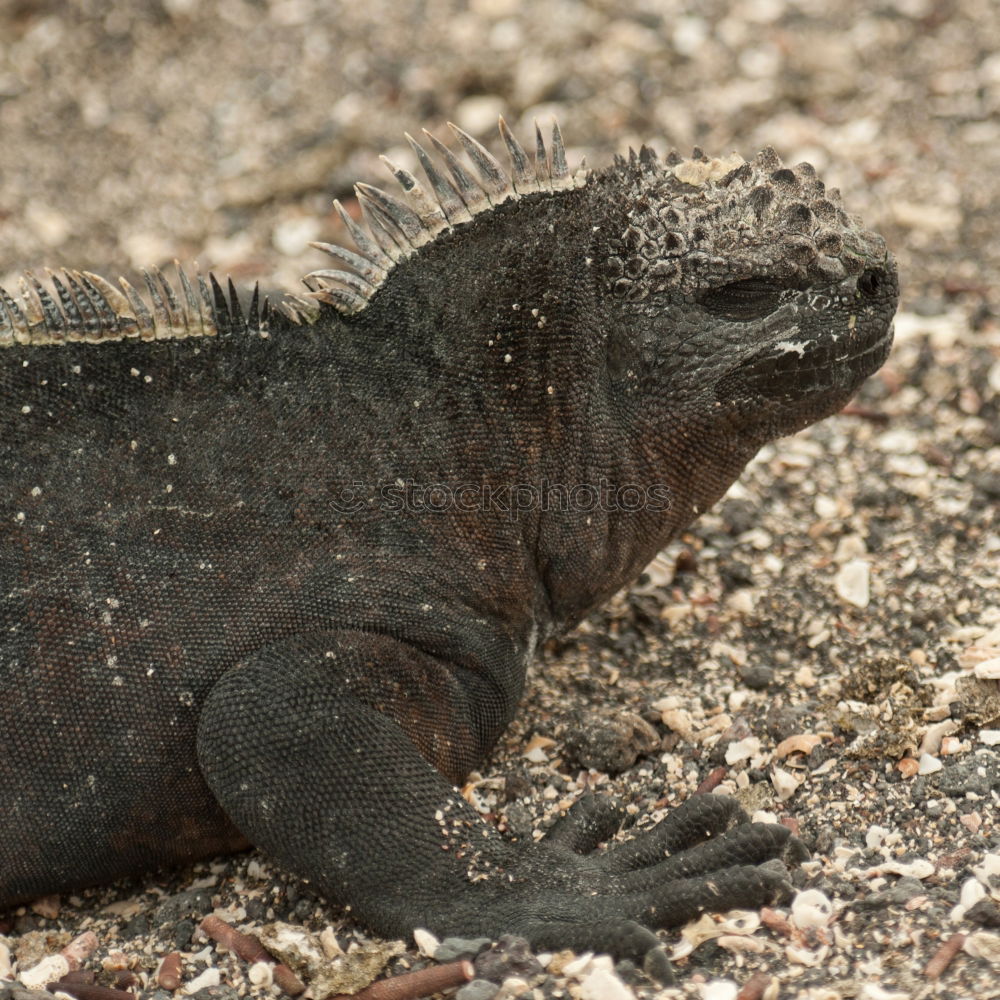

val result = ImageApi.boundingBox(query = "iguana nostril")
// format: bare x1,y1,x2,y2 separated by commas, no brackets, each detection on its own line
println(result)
858,269,882,297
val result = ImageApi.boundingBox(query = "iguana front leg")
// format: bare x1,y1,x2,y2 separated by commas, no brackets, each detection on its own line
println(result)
196,631,792,972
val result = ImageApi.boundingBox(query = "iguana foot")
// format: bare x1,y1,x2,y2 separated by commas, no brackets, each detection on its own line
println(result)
496,792,794,980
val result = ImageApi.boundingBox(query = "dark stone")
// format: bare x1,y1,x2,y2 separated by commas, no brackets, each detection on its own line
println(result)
720,498,757,535
154,888,214,925
854,876,926,910
186,988,239,1000
740,664,774,690
967,897,1000,928
502,802,535,842
174,918,196,951
936,751,1000,798
474,935,543,984
0,988,52,1000
455,981,500,1000
501,769,533,803
719,559,755,591
122,913,150,940
562,710,661,774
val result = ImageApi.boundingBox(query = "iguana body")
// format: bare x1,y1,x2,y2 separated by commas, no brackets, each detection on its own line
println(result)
1,121,897,968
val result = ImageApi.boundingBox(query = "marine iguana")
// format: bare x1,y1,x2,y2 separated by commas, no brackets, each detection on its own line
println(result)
0,119,897,972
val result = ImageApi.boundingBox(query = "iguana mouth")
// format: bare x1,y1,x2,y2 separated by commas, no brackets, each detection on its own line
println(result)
710,318,893,442
738,320,894,396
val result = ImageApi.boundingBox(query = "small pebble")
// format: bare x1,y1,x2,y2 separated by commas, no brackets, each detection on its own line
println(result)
725,736,761,764
182,968,221,994
699,980,738,1000
974,656,1000,679
493,977,530,1000
247,962,273,987
578,967,636,1000
967,898,1000,928
562,711,660,773
413,928,440,958
436,937,493,962
740,664,774,690
18,956,69,989
474,936,543,983
834,559,870,608
918,753,943,775
456,980,500,1000
770,766,802,800
790,889,834,929
964,931,1000,964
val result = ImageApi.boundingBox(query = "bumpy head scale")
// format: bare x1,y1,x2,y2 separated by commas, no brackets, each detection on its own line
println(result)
603,145,889,304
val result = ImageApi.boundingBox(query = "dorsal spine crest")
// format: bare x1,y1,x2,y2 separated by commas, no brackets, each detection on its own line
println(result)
0,263,266,348
305,118,581,316
1,119,580,341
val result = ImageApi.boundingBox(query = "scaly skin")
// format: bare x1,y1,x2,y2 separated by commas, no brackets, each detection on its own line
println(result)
0,123,897,974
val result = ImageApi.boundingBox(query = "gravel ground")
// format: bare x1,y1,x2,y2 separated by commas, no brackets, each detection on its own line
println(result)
2,1,999,998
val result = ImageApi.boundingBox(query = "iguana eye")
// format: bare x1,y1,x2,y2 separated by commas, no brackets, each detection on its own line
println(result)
699,278,782,320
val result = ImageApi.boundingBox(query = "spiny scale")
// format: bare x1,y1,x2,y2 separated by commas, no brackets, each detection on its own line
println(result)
306,117,578,315
0,263,266,348
0,118,575,342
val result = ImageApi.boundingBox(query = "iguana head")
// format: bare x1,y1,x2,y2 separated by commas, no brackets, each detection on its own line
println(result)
593,143,897,458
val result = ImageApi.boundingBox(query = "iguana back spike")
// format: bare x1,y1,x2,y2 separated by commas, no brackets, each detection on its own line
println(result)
142,268,176,334
359,196,407,262
76,271,136,337
47,273,77,327
330,200,393,271
446,122,511,203
549,119,570,184
177,264,208,336
404,132,472,224
304,118,584,316
378,155,450,234
5,120,581,340
423,129,490,213
355,182,427,249
24,273,66,337
247,283,264,333
533,121,550,187
498,117,537,194
0,264,263,348
225,277,246,330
